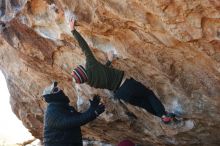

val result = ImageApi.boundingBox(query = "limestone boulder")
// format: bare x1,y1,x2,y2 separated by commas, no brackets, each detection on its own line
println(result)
0,0,220,145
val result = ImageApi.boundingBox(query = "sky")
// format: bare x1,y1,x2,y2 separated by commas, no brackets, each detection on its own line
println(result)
0,70,34,145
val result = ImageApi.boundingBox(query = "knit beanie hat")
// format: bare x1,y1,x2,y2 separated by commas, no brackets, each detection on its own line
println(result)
71,65,88,84
42,81,70,103
118,140,135,146
43,90,70,103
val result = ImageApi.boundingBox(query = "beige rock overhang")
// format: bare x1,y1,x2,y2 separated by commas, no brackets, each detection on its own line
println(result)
0,0,220,145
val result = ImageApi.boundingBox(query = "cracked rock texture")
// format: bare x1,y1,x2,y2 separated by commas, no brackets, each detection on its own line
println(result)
0,0,220,146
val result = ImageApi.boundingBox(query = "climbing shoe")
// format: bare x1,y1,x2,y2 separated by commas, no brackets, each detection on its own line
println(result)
161,116,173,124
161,112,176,124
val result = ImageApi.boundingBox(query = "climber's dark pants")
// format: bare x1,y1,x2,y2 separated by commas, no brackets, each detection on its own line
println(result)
114,78,166,117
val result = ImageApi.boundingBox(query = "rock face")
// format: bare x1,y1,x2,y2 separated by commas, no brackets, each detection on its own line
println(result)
0,0,220,145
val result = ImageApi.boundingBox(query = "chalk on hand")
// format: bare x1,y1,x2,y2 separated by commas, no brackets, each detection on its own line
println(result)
65,10,77,22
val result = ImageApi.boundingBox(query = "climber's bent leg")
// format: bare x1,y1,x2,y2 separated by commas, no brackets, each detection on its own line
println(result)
114,78,166,117
128,78,166,117
142,89,166,117
129,95,157,116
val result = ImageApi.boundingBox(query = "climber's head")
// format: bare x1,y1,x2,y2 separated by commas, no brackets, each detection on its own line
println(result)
118,140,135,146
42,81,70,103
71,65,88,84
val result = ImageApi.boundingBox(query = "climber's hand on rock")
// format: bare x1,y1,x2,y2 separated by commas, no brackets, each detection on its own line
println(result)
69,18,75,31
107,50,116,62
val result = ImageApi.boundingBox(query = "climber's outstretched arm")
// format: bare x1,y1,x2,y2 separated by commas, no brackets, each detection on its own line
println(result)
70,19,97,64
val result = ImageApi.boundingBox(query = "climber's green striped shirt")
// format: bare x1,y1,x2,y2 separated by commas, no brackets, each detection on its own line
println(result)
71,29,124,91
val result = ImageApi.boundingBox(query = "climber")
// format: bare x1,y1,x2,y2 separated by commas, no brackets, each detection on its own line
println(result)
42,81,105,146
69,19,175,124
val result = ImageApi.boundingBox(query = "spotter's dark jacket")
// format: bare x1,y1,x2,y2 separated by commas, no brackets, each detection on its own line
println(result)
43,91,96,146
